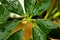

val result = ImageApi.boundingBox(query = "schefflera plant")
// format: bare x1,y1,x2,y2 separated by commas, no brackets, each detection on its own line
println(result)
0,0,59,40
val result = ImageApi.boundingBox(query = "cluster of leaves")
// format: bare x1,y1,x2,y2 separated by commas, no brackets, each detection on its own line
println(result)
0,0,60,40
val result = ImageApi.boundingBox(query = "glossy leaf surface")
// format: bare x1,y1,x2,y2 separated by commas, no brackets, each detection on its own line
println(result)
33,0,51,16
7,29,24,40
0,20,20,40
1,0,24,16
0,4,9,24
24,0,36,16
36,19,58,34
32,27,46,40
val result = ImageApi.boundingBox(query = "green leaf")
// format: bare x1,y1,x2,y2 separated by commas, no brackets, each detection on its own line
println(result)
44,0,54,19
0,4,10,24
32,27,46,40
7,29,24,40
1,0,24,16
24,0,37,16
0,20,20,40
49,28,60,39
33,0,51,16
36,19,58,34
58,0,60,18
58,0,60,11
48,8,58,19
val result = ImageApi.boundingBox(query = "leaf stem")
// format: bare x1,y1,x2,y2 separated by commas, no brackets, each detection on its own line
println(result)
44,12,49,19
53,12,60,18
49,11,60,19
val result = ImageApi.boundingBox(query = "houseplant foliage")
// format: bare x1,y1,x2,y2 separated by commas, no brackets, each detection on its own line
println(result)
0,0,60,40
